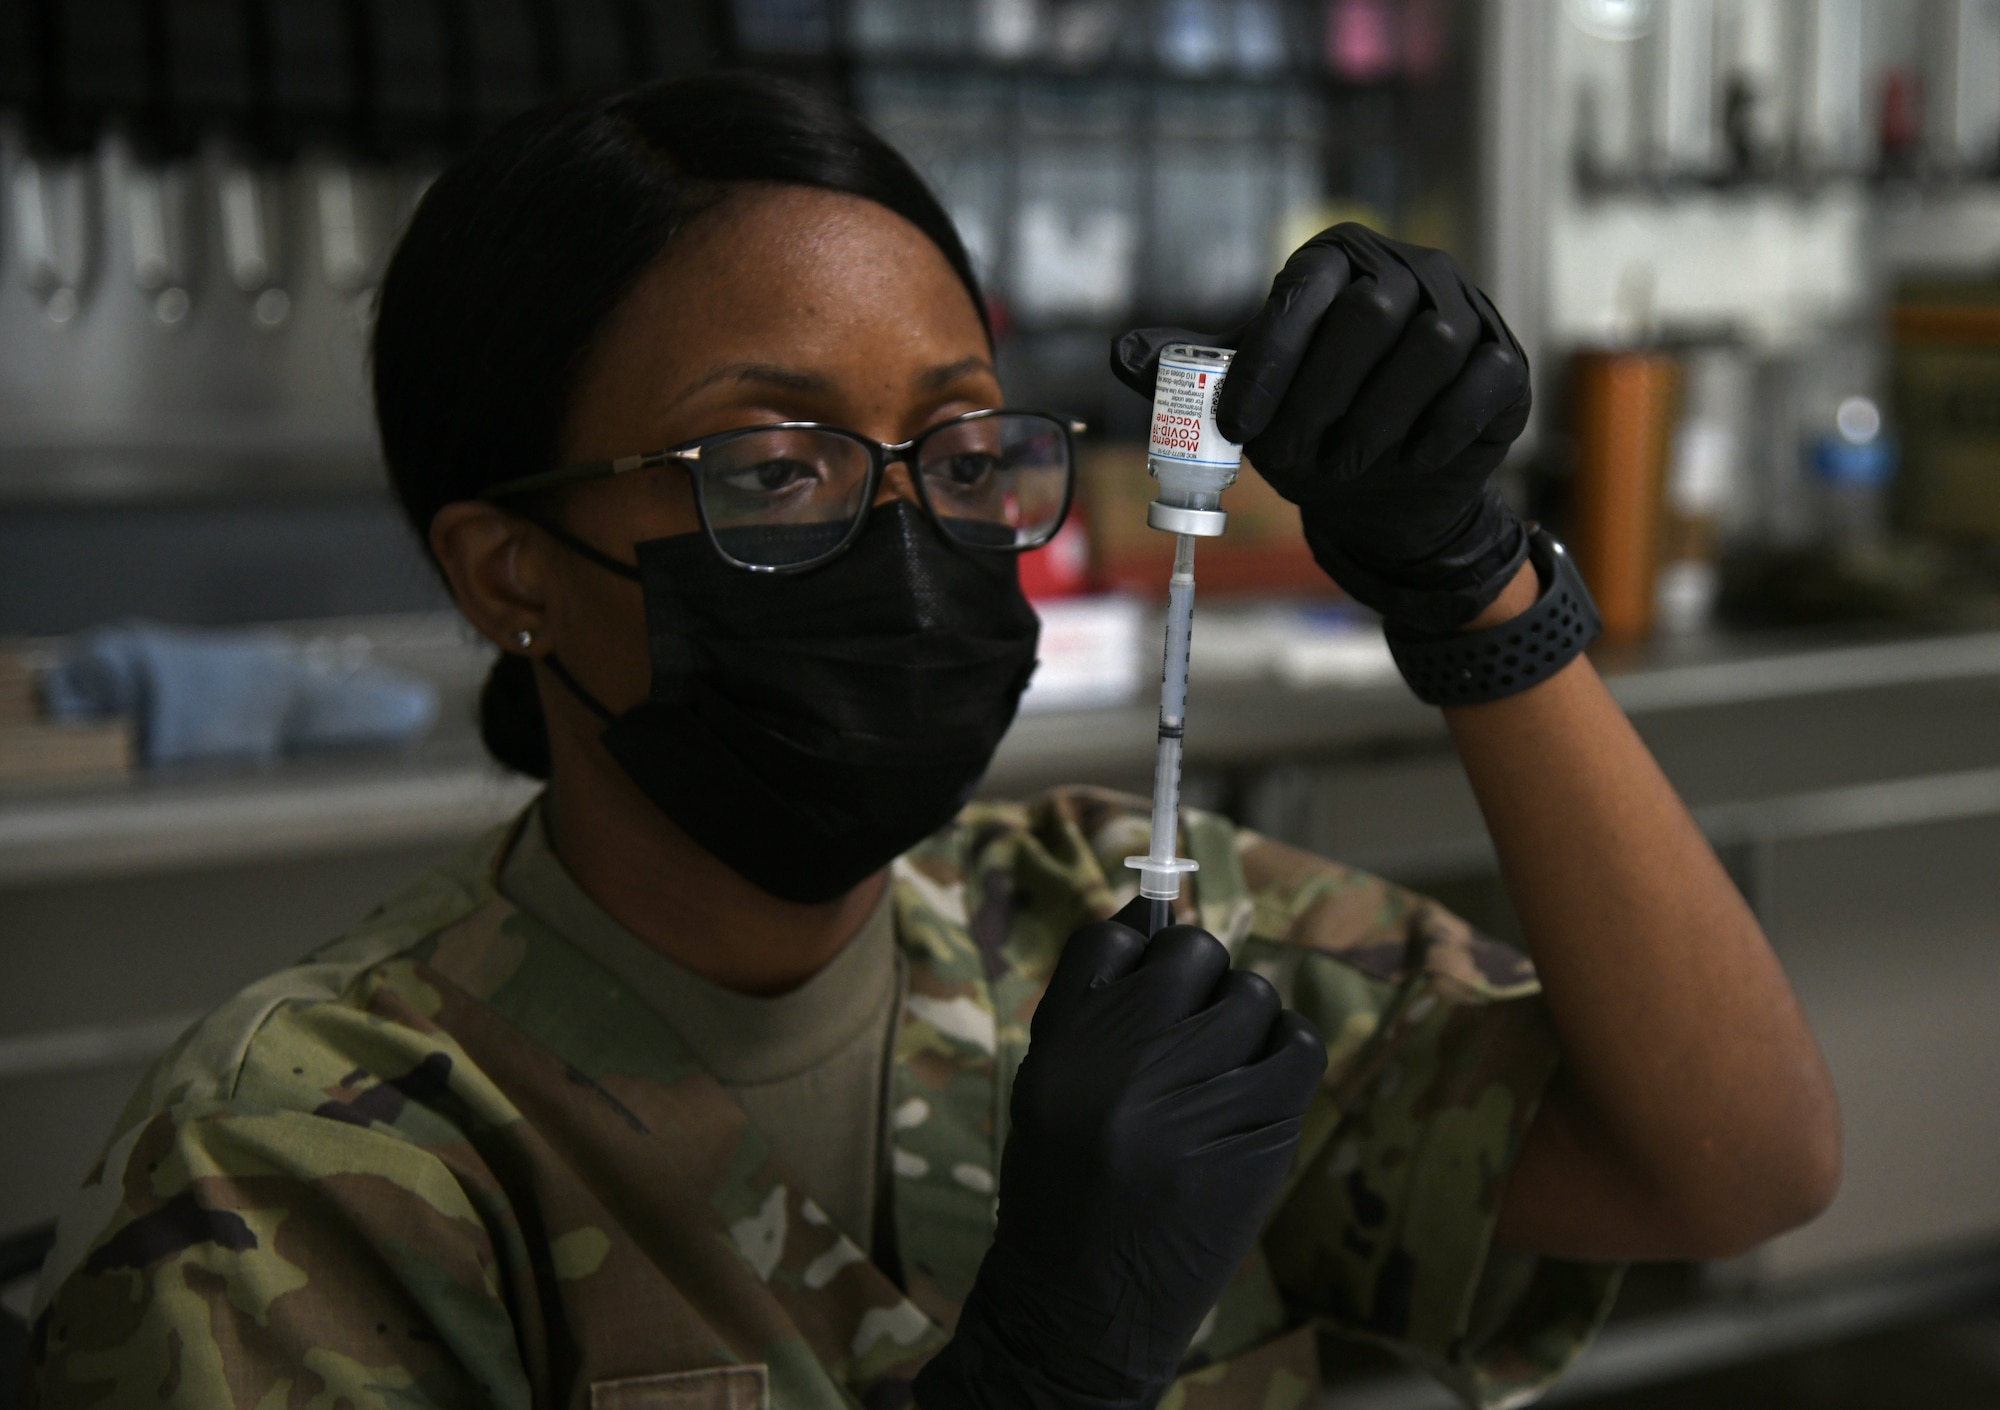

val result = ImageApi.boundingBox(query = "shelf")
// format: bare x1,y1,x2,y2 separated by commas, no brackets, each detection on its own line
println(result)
0,432,385,506
745,49,1436,94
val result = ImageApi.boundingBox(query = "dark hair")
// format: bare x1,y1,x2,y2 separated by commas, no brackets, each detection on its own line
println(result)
372,71,986,778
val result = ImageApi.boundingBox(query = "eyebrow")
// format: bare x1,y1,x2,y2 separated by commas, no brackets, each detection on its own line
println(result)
677,361,836,402
915,356,997,391
674,355,998,408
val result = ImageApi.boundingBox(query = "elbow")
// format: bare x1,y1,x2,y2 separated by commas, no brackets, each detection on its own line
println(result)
1752,1066,1846,1246
1666,1101,1844,1261
1786,1110,1846,1229
1692,1146,1842,1262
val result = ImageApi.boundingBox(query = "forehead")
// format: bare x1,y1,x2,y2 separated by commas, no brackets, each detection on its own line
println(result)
594,184,988,389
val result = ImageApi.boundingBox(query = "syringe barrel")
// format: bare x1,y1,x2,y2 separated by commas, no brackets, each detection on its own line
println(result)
1158,539,1195,731
1145,735,1184,876
1142,534,1198,894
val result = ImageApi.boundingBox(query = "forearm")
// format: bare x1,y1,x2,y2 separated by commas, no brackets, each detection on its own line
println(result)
1444,567,1840,1260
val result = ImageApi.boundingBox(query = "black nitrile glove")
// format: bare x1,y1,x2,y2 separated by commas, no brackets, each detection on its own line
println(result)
911,901,1327,1410
1111,224,1534,635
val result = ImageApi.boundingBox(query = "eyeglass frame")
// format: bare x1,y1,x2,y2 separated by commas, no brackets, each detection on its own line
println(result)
478,406,1088,575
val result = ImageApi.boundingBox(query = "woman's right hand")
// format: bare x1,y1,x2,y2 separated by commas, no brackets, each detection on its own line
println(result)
912,904,1327,1410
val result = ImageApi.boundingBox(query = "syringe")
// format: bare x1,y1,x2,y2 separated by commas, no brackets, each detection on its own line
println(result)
1125,344,1244,936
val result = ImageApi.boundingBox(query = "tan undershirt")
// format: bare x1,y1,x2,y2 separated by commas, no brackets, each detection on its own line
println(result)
498,804,901,1250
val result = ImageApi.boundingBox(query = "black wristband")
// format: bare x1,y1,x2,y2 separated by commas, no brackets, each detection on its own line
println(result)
1384,529,1601,707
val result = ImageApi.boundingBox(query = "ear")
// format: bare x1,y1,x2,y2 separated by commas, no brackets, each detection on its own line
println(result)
430,502,550,654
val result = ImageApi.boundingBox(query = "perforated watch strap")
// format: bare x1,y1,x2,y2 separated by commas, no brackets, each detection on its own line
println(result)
1384,530,1602,707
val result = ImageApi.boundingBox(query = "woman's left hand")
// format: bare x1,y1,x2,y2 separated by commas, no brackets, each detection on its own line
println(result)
1110,223,1532,635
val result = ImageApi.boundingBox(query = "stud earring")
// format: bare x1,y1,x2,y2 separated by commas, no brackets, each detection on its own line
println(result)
512,629,535,650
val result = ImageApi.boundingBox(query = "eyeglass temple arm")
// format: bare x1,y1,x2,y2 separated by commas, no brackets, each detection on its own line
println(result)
479,448,698,502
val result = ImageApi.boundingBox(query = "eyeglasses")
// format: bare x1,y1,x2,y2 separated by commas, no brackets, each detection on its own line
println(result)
480,407,1085,573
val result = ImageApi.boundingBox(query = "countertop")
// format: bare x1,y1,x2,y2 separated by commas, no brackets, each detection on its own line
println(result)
5,612,2000,886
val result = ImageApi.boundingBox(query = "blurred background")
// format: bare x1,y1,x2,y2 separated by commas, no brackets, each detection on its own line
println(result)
4,0,2000,1404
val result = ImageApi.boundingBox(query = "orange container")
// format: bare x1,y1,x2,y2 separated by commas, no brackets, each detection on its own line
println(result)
1570,351,1683,645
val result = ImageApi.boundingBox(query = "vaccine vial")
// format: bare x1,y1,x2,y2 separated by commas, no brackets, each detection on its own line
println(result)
1146,344,1243,536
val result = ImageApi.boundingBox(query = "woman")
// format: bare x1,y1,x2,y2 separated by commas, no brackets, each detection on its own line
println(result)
26,74,1838,1410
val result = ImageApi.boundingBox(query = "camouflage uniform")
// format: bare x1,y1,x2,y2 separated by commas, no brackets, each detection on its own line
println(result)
25,787,1619,1409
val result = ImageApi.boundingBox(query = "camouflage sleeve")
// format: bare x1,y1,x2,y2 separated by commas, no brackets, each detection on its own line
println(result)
24,1098,528,1410
1232,829,1622,1409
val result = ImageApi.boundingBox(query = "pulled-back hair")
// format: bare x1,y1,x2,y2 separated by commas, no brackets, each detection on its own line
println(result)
371,71,985,778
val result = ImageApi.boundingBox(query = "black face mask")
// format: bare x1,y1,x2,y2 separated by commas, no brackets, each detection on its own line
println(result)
541,500,1041,904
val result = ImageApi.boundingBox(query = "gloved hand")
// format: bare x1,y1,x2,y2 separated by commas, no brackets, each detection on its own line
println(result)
1111,224,1534,635
911,901,1327,1410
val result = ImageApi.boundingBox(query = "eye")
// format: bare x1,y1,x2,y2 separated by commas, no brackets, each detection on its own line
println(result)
719,456,824,496
930,451,1002,491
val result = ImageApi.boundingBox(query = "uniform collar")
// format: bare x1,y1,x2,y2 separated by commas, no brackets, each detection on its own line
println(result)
496,799,899,1088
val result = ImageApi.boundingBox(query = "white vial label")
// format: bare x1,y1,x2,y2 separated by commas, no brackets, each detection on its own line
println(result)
1149,345,1243,471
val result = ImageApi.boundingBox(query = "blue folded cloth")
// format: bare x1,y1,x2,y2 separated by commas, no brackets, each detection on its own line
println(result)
42,622,440,767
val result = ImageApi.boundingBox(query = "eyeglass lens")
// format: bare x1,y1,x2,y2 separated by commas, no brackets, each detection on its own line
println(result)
694,414,1070,568
917,414,1070,552
697,428,875,568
